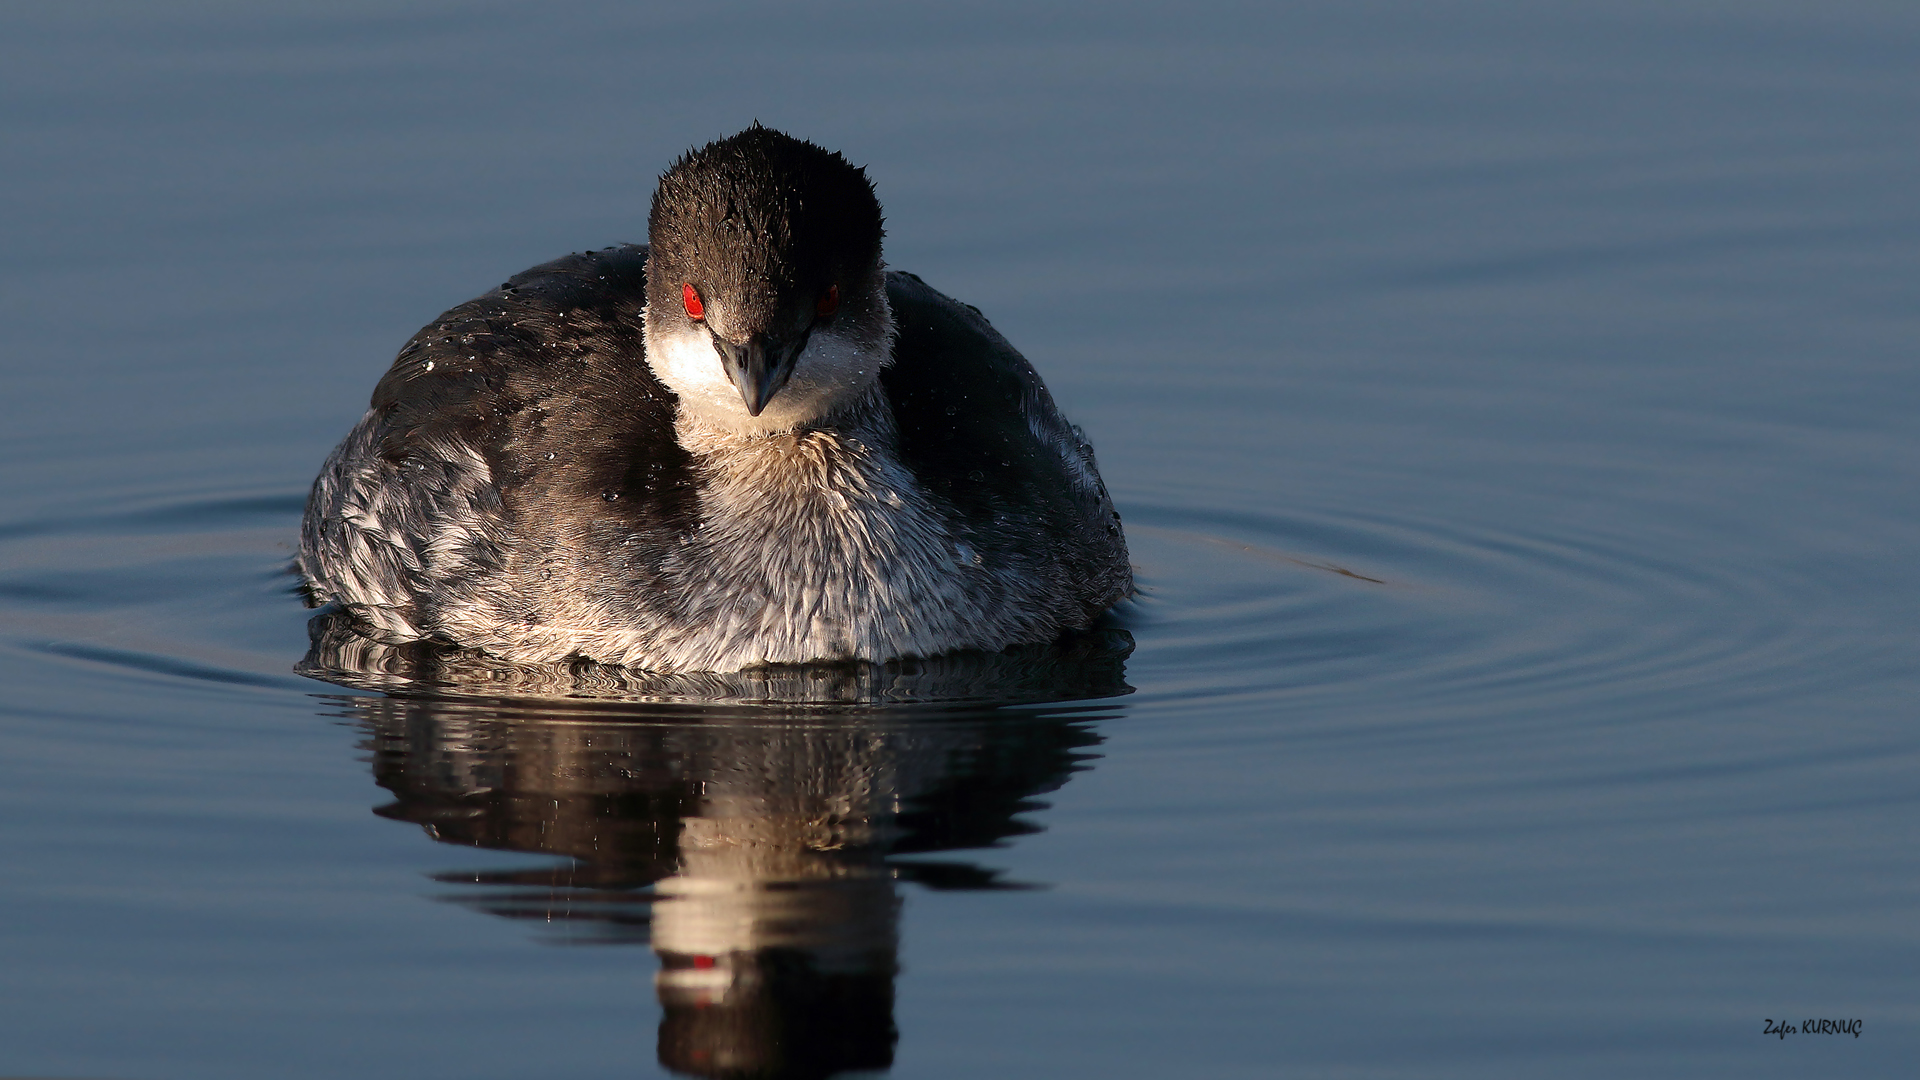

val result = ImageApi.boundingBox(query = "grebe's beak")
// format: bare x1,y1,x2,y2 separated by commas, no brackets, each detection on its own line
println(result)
712,330,808,416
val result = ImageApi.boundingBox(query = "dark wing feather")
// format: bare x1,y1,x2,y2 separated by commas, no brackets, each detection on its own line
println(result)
302,245,698,633
881,271,1130,619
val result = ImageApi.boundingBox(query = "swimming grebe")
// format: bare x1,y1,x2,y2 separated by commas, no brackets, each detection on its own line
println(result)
300,125,1130,672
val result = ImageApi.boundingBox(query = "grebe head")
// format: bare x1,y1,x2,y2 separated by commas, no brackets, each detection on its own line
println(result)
644,125,893,435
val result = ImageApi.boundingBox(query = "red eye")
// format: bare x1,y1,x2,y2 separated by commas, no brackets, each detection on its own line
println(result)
817,284,839,317
682,283,704,321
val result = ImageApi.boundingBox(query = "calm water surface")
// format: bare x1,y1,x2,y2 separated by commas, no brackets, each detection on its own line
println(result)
2,2,1916,1077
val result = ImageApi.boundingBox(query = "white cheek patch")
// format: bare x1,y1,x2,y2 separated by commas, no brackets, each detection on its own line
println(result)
651,327,747,415
648,323,890,435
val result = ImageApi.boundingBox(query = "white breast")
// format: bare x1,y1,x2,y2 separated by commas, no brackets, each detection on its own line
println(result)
642,413,1005,670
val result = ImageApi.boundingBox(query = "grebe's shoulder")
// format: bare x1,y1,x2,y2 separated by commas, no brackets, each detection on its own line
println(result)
882,271,1114,520
370,244,653,422
880,271,1127,618
354,242,696,539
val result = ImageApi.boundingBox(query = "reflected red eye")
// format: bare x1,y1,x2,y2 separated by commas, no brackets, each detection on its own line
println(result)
817,284,839,317
682,283,704,321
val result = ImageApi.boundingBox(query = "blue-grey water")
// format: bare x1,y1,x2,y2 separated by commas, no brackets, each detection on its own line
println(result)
2,2,1916,1077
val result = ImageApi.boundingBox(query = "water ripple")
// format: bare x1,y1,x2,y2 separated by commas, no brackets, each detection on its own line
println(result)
1121,493,1863,721
0,482,1876,721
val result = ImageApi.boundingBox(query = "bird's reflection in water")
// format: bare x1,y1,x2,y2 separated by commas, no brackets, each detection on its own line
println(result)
304,613,1131,1079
